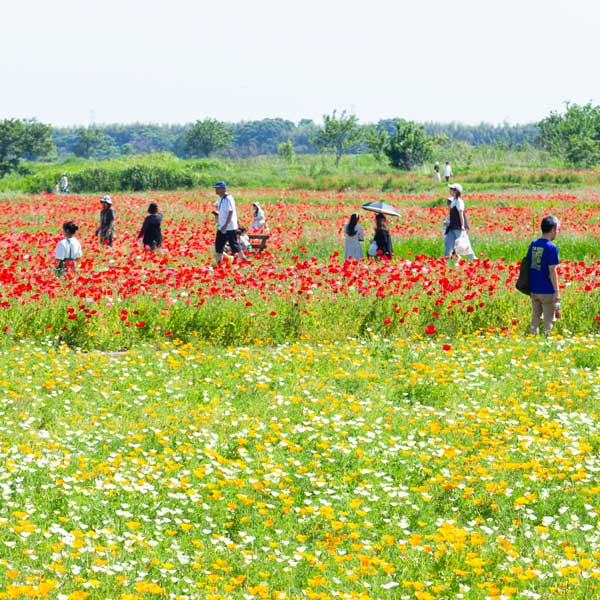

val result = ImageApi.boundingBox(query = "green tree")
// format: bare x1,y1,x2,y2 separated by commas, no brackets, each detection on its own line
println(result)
538,103,600,167
73,127,112,159
0,119,54,177
277,139,296,164
183,118,233,158
383,120,434,170
366,125,389,162
312,110,362,166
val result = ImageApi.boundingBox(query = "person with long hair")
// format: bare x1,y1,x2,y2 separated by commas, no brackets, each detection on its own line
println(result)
369,213,393,259
343,213,365,260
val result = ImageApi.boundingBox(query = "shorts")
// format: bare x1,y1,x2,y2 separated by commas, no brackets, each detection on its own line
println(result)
215,229,241,254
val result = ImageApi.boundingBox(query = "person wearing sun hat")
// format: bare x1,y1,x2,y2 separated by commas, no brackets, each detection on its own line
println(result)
213,181,247,264
444,183,475,260
95,195,115,247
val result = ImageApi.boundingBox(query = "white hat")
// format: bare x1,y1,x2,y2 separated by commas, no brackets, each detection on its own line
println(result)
101,195,112,205
448,183,463,193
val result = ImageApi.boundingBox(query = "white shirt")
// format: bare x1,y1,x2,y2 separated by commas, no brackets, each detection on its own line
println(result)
250,207,266,230
217,194,238,231
55,237,82,260
443,163,452,177
449,197,464,212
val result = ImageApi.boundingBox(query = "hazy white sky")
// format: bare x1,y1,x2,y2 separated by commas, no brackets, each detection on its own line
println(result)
2,0,599,127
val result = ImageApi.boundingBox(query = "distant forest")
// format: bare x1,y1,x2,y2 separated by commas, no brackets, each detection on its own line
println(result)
51,119,539,159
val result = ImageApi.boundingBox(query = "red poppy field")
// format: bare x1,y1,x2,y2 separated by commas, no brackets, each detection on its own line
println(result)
1,189,600,348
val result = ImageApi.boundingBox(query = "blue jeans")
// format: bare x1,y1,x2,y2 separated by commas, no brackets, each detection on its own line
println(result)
444,229,475,259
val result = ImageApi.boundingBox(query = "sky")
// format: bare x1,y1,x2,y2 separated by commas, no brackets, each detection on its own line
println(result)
1,0,599,127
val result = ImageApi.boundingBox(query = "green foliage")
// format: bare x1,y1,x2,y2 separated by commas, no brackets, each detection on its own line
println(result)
277,139,296,164
183,118,233,158
312,110,363,166
234,118,296,156
383,120,434,170
366,125,388,162
0,118,54,177
538,102,600,167
73,127,115,159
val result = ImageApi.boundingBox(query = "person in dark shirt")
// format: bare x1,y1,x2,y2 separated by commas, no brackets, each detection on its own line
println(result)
372,213,393,259
95,195,115,247
137,202,163,251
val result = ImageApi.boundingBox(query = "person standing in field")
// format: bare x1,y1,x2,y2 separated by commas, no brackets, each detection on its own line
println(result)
343,213,365,260
433,161,441,183
444,183,475,260
55,221,82,276
443,161,452,182
250,202,267,231
137,202,163,251
214,181,247,264
60,173,69,193
95,195,115,247
369,213,393,259
529,215,561,336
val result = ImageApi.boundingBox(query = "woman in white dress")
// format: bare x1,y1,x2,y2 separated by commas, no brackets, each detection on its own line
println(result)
250,202,267,231
343,213,365,260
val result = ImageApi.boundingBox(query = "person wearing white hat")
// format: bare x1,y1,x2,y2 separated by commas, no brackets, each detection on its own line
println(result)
95,195,115,247
444,183,475,260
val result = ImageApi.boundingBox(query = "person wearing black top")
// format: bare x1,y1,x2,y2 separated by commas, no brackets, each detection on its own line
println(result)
373,213,392,259
138,202,163,250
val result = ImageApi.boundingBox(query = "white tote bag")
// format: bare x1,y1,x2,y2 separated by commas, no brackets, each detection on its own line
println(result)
454,231,473,256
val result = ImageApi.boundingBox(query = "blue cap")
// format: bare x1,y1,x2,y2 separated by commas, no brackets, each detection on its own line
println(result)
214,181,227,189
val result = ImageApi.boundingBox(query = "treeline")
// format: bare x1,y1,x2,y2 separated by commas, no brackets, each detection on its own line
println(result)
51,119,539,159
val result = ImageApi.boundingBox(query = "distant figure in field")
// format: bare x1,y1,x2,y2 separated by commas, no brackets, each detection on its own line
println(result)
60,173,69,193
433,161,441,183
53,182,60,194
137,202,163,251
443,161,452,182
368,213,393,259
214,181,247,264
250,202,267,231
343,213,365,260
55,221,82,276
529,215,561,336
444,183,475,260
95,195,115,247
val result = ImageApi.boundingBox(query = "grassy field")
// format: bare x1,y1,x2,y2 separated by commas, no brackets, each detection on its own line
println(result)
0,179,599,598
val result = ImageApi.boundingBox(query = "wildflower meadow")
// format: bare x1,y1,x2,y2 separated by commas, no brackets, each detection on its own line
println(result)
0,186,599,599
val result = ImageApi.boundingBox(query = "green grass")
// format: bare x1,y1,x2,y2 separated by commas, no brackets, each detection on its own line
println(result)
1,146,594,194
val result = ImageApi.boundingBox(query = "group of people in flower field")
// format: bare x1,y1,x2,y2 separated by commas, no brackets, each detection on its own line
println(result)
55,180,561,336
341,181,561,336
55,181,268,267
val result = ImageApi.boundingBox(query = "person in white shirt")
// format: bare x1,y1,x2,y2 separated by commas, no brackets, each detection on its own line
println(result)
213,181,247,264
250,202,267,231
444,183,475,260
55,221,82,275
443,161,452,182
60,173,69,193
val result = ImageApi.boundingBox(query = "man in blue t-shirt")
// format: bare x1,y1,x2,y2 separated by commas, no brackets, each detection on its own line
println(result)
529,215,560,335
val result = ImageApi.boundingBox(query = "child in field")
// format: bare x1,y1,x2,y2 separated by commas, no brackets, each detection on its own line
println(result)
137,203,163,251
55,221,82,276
